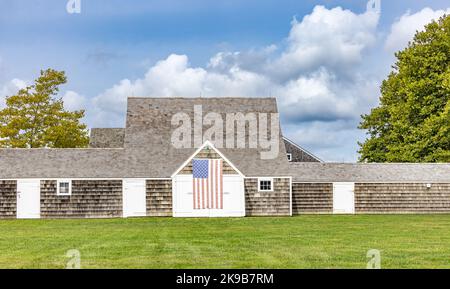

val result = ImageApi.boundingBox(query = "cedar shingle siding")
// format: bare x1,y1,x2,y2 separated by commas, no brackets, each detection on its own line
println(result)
0,181,16,219
355,183,450,214
179,148,238,175
292,183,333,214
41,180,122,218
284,139,320,162
245,178,291,216
146,180,172,217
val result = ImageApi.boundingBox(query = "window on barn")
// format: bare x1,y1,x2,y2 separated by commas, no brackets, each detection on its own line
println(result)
57,180,72,196
258,178,273,192
287,153,292,162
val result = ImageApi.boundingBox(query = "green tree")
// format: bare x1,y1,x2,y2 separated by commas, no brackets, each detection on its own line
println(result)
358,15,450,162
0,69,89,148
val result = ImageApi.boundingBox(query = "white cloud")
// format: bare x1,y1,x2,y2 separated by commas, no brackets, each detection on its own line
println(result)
385,7,450,52
62,90,87,111
270,6,379,81
0,79,27,108
285,120,366,162
88,4,382,161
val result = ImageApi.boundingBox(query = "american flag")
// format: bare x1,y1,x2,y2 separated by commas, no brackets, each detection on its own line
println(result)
192,159,223,210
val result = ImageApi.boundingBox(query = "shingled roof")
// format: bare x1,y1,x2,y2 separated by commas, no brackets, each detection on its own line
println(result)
123,97,291,177
89,128,125,148
290,163,450,183
0,97,291,178
2,97,448,181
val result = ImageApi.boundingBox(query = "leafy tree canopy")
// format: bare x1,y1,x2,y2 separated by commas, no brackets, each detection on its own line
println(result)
0,69,89,148
359,15,450,162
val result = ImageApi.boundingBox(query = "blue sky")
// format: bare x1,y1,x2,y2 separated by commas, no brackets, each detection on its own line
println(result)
1,0,449,161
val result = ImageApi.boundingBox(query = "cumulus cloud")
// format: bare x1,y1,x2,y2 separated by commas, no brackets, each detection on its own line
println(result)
87,4,381,161
90,54,272,126
285,120,366,162
385,7,450,52
0,79,27,108
62,90,88,111
270,6,379,81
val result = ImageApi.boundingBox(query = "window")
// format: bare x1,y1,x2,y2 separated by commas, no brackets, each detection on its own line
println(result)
287,153,292,162
258,178,273,192
57,180,72,196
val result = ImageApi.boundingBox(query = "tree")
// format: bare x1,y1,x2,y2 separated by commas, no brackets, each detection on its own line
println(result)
358,15,450,163
0,69,89,148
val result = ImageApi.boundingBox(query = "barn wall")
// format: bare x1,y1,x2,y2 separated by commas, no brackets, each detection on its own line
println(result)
0,180,17,219
292,183,333,214
41,180,122,218
355,183,450,214
146,179,172,217
244,178,291,216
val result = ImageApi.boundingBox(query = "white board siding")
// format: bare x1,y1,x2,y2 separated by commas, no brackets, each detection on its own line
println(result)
122,179,147,217
17,179,41,219
333,182,355,214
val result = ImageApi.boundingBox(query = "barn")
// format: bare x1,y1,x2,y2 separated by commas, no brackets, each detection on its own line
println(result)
0,97,449,219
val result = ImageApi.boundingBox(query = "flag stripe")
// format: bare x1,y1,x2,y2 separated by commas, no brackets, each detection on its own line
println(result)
209,161,213,209
206,177,209,209
214,162,220,209
197,178,200,210
193,178,196,209
220,160,223,209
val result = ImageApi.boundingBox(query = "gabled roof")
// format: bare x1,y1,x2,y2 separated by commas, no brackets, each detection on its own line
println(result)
0,97,291,179
122,97,291,177
290,163,450,183
283,136,322,162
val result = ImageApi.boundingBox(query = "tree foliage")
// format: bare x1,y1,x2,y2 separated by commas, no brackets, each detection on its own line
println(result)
0,69,89,148
359,15,450,162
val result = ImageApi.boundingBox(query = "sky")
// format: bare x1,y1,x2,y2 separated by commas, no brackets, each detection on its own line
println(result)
0,0,449,162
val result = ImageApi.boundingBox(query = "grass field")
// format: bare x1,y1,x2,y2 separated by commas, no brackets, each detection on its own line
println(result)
0,215,449,269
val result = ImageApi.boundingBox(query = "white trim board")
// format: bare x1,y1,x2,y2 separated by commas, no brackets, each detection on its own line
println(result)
170,140,245,178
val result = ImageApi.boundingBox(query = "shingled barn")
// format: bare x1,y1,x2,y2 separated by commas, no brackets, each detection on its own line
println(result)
0,97,449,219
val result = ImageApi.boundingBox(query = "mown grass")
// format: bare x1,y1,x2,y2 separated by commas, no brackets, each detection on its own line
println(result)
0,215,449,268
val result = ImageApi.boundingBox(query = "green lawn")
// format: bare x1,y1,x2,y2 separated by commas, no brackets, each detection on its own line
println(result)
0,215,449,268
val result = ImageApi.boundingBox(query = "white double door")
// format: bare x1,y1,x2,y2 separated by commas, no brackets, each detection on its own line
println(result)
333,182,355,214
173,175,245,217
17,180,41,219
122,179,147,217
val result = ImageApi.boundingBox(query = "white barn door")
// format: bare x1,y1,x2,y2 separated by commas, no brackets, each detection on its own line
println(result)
211,175,245,217
123,179,147,217
173,175,245,217
17,180,41,219
333,182,355,214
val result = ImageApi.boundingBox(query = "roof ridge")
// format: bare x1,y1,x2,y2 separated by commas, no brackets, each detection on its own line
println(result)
127,96,277,100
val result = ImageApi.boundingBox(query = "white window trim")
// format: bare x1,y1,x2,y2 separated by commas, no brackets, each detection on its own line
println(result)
287,153,292,162
57,180,72,196
258,178,274,192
